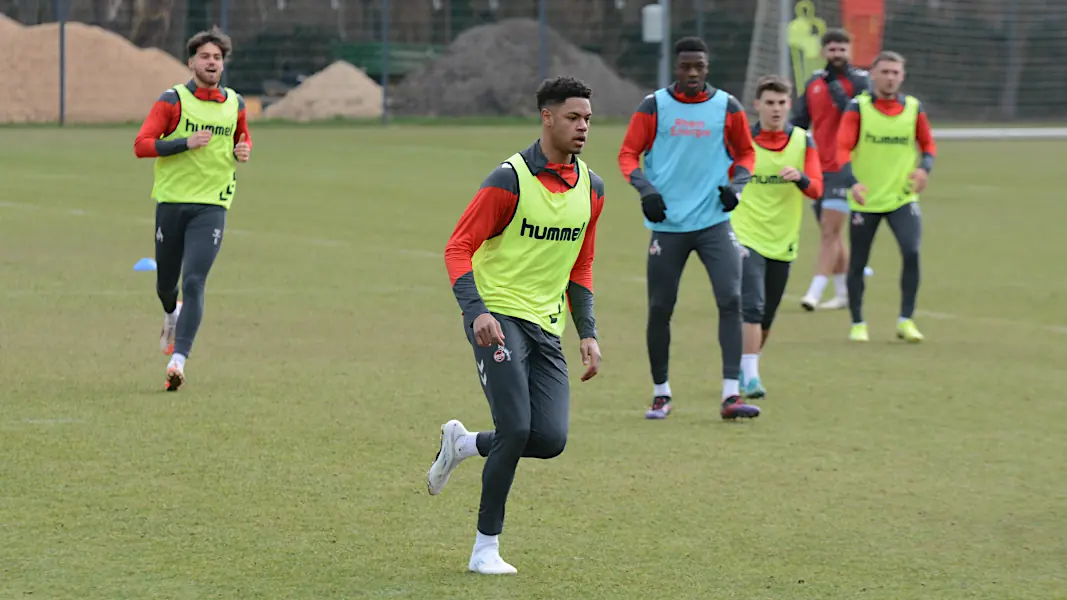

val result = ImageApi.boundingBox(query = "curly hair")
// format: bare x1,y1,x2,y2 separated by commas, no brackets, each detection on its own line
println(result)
536,76,593,110
187,26,233,59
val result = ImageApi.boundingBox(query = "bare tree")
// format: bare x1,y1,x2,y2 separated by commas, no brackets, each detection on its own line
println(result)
129,0,172,47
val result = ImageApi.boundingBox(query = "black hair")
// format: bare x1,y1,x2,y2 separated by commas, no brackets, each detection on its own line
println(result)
674,36,709,57
820,28,852,47
187,25,233,59
536,76,593,111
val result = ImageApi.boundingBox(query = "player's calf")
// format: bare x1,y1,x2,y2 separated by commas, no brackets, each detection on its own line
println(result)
159,301,182,355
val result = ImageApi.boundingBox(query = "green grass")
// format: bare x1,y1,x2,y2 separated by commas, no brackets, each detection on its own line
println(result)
1,125,1066,599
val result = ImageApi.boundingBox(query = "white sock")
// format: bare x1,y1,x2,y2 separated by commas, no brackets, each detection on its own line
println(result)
806,275,828,300
473,531,499,554
722,378,740,400
170,353,187,368
898,316,910,324
833,273,847,297
741,354,760,381
456,433,480,459
653,382,671,397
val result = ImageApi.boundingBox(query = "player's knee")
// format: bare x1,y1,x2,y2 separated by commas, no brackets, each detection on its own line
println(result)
741,301,763,324
181,272,207,297
494,425,531,455
901,246,920,267
717,290,742,315
529,430,567,459
647,300,674,324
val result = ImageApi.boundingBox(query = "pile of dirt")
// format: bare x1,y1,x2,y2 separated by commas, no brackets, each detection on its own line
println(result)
0,14,21,37
0,19,190,124
392,18,649,118
263,60,383,122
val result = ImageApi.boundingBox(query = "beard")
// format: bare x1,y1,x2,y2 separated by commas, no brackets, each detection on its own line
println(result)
197,68,220,84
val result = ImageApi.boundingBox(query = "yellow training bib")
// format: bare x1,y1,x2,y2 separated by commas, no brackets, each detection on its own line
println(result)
848,93,920,213
471,154,592,337
152,85,239,209
731,126,808,262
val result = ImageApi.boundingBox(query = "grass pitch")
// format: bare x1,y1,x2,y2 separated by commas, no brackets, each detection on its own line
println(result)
1,124,1066,599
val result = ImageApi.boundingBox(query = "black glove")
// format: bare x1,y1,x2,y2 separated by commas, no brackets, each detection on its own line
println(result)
641,192,667,222
718,186,740,212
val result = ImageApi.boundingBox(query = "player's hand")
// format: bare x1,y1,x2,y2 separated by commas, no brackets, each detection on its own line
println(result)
779,167,802,182
234,133,251,163
472,313,505,348
718,185,740,212
909,168,928,194
186,129,213,149
851,183,868,206
641,192,667,223
579,337,601,382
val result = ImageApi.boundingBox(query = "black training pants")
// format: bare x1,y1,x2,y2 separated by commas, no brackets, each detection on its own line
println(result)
465,313,570,537
740,247,791,331
646,221,743,384
155,202,227,358
847,202,922,324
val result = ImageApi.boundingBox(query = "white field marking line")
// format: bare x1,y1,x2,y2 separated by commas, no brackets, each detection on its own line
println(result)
617,274,1067,336
0,200,446,256
16,418,84,425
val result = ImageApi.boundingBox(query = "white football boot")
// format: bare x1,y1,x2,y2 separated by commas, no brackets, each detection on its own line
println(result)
164,358,185,392
427,419,469,496
469,547,517,575
818,296,849,310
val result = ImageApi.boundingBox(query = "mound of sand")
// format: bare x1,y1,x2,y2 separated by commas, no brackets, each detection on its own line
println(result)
0,19,191,124
263,60,383,122
0,14,22,37
392,18,649,118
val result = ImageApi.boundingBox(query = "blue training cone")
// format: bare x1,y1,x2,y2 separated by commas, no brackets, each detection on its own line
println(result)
133,257,157,272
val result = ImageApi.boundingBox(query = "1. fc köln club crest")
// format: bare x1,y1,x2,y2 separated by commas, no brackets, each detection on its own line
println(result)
493,345,512,363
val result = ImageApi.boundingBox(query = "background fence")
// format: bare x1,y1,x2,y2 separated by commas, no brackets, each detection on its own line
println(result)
2,0,1066,125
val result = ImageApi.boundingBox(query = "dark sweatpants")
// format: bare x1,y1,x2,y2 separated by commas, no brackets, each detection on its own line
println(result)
155,202,227,358
740,247,791,331
646,221,743,383
847,202,922,324
465,313,570,537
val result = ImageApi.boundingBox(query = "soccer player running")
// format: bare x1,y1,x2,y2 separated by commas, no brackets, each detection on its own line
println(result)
133,26,252,391
617,36,759,421
838,51,937,343
790,28,870,311
427,76,604,575
732,76,823,399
